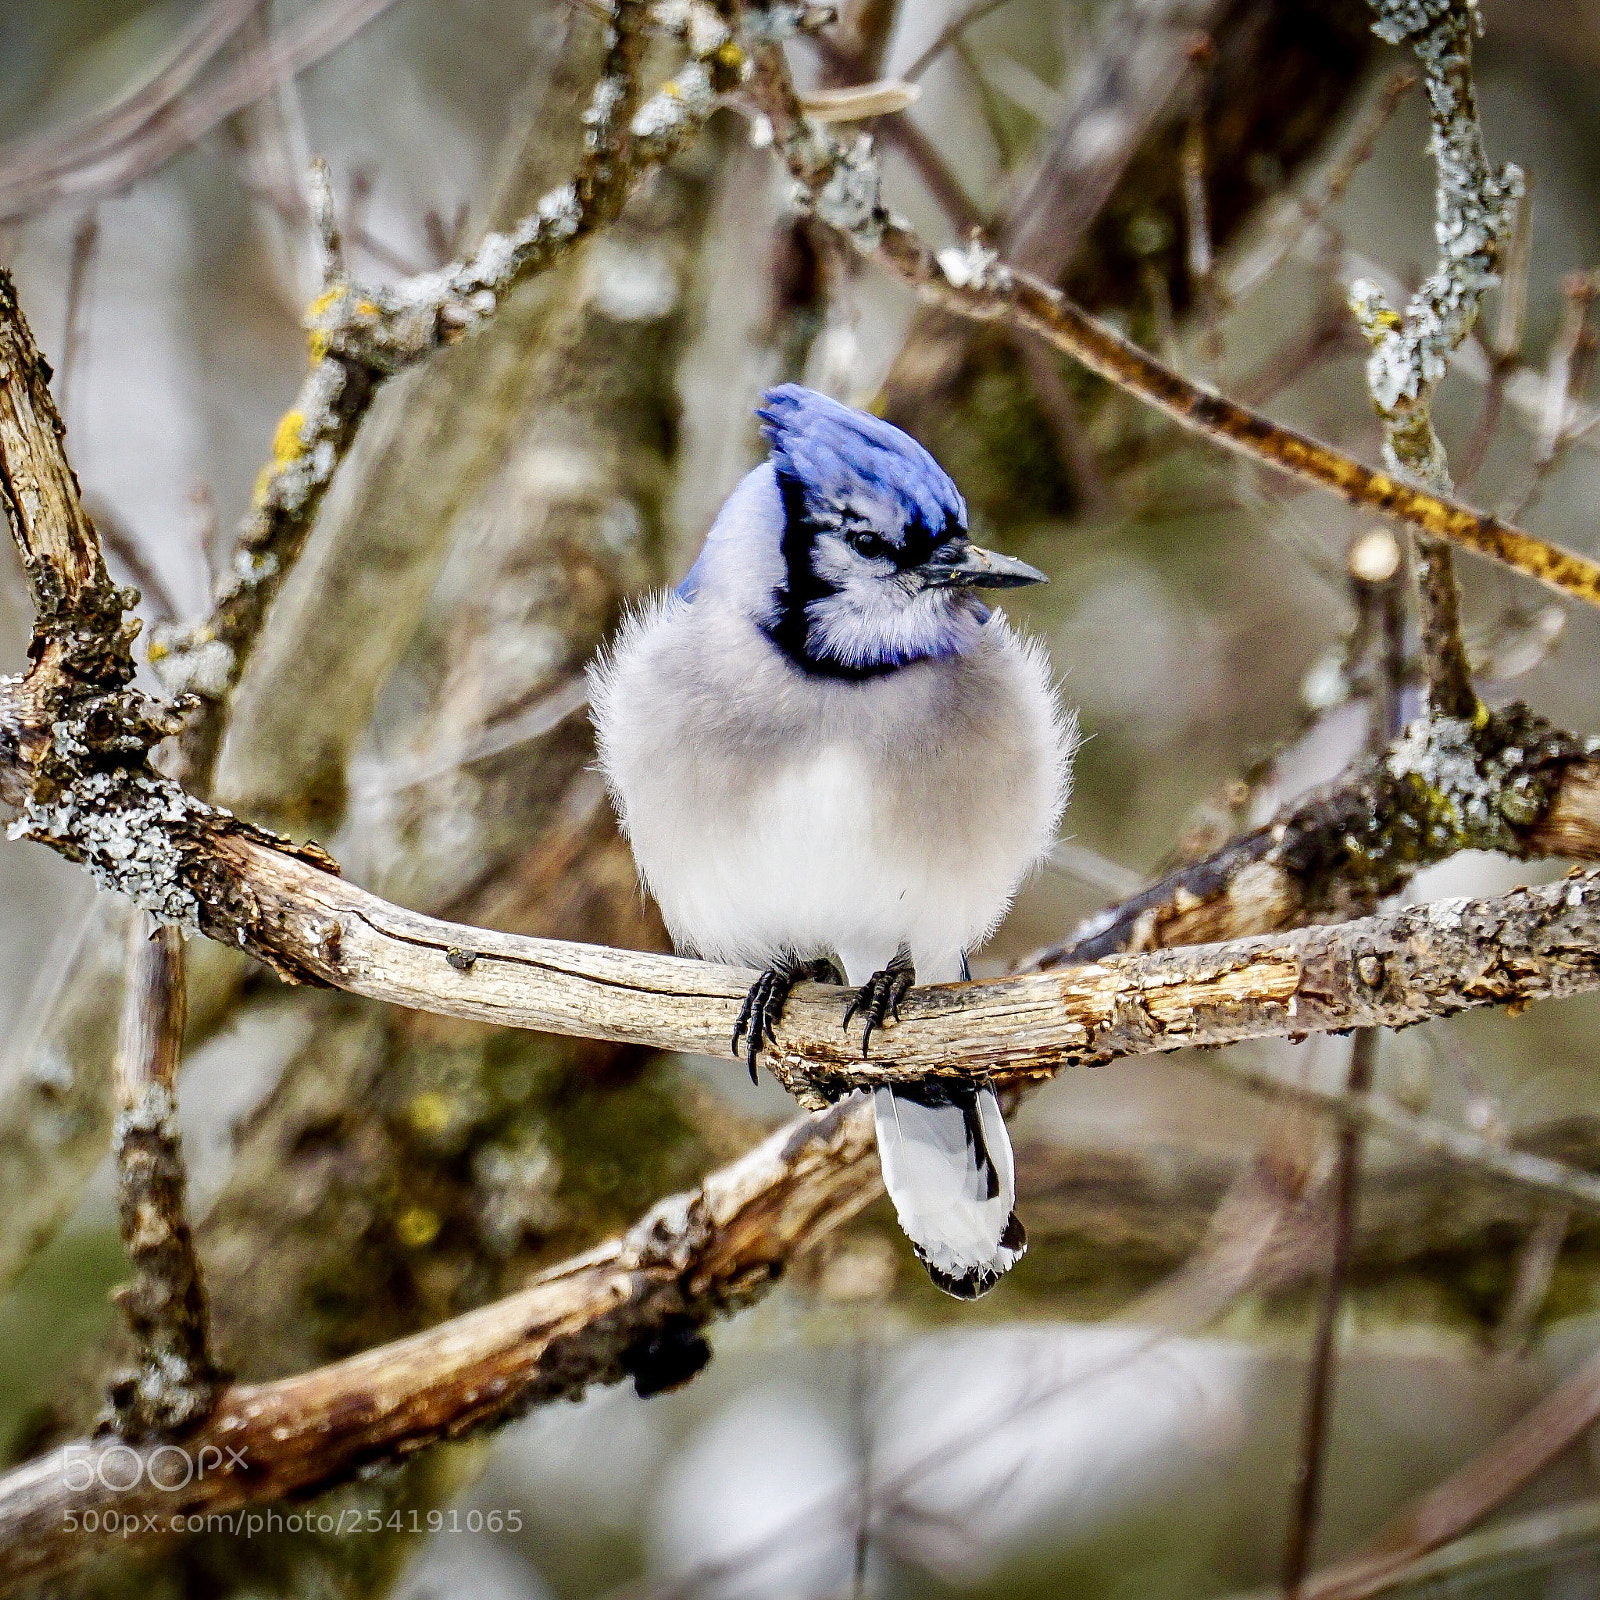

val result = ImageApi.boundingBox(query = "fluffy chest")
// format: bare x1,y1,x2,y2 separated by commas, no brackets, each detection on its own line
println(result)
590,595,1072,974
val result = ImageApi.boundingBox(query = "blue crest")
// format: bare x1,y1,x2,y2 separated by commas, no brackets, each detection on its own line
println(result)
756,384,967,542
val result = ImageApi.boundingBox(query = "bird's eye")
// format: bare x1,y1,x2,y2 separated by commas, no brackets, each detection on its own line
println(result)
846,529,891,560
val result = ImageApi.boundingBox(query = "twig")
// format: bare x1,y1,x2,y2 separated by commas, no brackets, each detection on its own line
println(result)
1285,1346,1600,1599
1179,42,1222,373
1177,1045,1600,1216
0,0,407,223
104,915,223,1440
1229,1499,1600,1599
1347,1,1523,720
1282,538,1409,1596
1457,176,1534,486
741,42,1600,616
1491,1203,1569,1359
899,0,1017,85
1502,269,1599,523
1282,1033,1377,1597
90,497,182,627
56,209,99,429
1225,67,1416,305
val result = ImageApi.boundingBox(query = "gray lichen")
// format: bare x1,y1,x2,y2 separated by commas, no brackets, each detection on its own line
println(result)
10,768,210,933
787,127,889,251
1351,0,1522,491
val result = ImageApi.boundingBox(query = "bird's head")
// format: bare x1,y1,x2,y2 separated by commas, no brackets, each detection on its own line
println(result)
678,385,1045,678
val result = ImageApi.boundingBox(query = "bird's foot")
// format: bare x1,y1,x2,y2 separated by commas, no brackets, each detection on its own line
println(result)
843,948,915,1057
732,956,843,1083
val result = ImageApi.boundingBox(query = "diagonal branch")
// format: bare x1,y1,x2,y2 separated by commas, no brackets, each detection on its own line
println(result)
741,31,1600,613
1029,703,1600,968
151,0,741,785
0,1097,884,1590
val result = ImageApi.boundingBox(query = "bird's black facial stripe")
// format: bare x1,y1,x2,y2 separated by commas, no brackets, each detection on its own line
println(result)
761,467,973,680
764,467,900,680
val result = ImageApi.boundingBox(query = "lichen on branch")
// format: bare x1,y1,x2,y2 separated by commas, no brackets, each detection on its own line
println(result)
150,0,745,786
1348,0,1524,718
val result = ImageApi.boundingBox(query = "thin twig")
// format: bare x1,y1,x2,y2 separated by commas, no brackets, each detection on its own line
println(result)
1284,1346,1600,1599
1226,67,1416,305
1283,542,1407,1597
1457,176,1534,486
900,0,1017,85
1491,1203,1570,1360
1282,1033,1378,1597
104,915,224,1439
0,0,407,222
1179,42,1222,373
1502,269,1598,523
56,209,99,429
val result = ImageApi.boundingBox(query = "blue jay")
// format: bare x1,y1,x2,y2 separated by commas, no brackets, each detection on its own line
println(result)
590,386,1074,1297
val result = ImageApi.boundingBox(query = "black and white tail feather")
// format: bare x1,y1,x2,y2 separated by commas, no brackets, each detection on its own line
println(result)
871,1080,1026,1298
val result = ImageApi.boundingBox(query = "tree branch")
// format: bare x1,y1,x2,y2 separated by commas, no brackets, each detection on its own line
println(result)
741,30,1600,613
105,916,224,1440
150,0,741,785
1029,703,1600,968
0,1097,883,1590
1348,0,1522,720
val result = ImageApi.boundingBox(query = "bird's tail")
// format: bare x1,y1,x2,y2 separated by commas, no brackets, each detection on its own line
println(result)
871,1080,1026,1299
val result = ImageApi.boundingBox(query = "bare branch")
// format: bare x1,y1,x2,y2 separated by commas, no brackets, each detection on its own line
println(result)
742,34,1600,613
1030,703,1600,968
1225,66,1417,304
1287,1345,1600,1599
0,1097,882,1589
151,0,741,785
105,916,223,1440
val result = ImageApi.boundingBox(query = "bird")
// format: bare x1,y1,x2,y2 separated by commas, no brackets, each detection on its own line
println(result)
589,384,1074,1298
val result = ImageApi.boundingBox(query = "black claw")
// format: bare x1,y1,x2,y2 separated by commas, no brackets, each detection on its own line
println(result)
844,950,916,1057
734,958,841,1082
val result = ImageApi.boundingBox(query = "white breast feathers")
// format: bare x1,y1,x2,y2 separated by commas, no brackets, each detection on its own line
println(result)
588,591,1074,987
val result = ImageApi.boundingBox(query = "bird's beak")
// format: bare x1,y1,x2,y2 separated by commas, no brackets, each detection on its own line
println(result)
920,541,1048,590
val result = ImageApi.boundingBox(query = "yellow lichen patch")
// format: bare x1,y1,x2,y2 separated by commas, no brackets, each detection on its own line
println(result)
271,408,307,463
395,1205,442,1248
407,1090,452,1135
304,286,344,364
252,408,308,507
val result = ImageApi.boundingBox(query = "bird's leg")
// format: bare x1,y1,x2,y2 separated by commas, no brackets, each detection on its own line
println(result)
843,946,916,1057
732,954,845,1083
